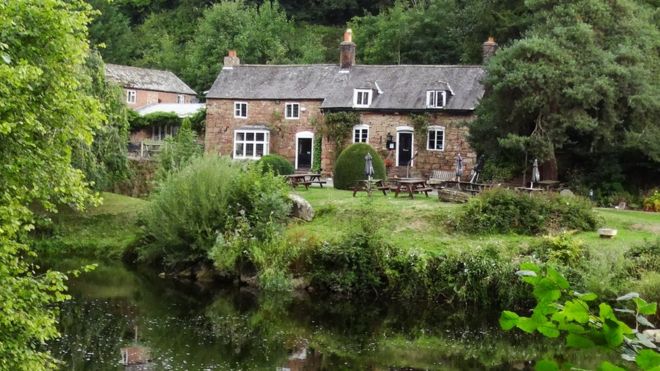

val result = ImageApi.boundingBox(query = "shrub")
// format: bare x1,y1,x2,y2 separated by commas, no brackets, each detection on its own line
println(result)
156,120,203,180
333,143,386,190
257,154,294,176
531,233,587,267
308,217,389,295
625,239,660,275
455,188,598,235
643,190,660,212
139,156,291,268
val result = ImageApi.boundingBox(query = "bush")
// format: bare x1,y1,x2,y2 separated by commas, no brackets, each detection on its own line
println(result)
156,120,203,180
333,143,386,190
531,233,587,267
139,156,291,268
454,188,599,235
257,154,294,176
643,189,660,212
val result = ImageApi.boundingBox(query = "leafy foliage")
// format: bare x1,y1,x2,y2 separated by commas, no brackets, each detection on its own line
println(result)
500,263,660,370
0,0,103,368
314,111,360,158
71,51,130,191
140,156,291,268
312,136,322,173
155,120,202,180
643,190,660,212
333,143,387,190
257,154,294,176
470,0,660,186
455,189,598,235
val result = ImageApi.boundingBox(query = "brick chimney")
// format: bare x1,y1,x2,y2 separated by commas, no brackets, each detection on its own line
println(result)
482,37,498,63
223,50,240,68
339,29,356,69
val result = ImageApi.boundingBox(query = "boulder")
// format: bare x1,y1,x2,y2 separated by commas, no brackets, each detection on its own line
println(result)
559,189,575,198
288,193,314,221
438,188,471,203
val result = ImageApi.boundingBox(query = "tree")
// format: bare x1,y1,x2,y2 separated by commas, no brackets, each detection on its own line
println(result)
71,51,130,191
0,0,102,368
469,0,660,186
183,0,324,93
87,0,138,64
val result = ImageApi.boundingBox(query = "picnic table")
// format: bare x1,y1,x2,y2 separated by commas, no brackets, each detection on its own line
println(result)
537,180,560,190
353,179,388,197
285,173,326,189
392,178,433,199
433,180,493,195
515,186,544,193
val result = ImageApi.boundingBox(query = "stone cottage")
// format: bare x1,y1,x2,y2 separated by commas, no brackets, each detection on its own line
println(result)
205,31,494,177
105,64,197,110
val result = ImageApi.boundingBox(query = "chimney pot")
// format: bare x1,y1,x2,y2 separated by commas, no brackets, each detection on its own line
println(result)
224,50,240,68
482,37,498,63
339,29,356,69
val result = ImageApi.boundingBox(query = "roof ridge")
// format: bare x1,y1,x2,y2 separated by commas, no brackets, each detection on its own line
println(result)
234,63,484,68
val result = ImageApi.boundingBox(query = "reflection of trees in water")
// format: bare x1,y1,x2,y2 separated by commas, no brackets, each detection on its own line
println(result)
52,297,134,370
52,262,565,370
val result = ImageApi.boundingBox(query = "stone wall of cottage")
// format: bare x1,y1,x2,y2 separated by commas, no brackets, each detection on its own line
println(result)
206,99,323,166
205,99,476,177
124,88,196,109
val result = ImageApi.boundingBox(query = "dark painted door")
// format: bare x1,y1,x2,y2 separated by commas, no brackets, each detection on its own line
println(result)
398,132,413,166
297,138,312,168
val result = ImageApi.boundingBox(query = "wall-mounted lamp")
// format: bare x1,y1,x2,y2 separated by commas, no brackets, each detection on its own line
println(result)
386,132,395,150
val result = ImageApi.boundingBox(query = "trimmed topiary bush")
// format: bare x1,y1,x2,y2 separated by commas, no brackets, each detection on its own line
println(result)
333,143,386,190
258,154,294,176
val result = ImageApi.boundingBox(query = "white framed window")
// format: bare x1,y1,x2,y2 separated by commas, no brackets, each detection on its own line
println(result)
151,125,179,141
126,90,136,104
285,103,300,119
352,124,369,143
426,90,447,108
353,89,372,108
233,130,269,159
427,125,445,151
177,94,185,104
234,102,248,118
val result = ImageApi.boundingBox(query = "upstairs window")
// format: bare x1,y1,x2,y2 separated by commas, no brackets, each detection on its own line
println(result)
426,90,447,108
353,124,369,143
126,90,136,104
427,125,445,151
353,89,372,108
234,130,269,159
285,103,300,119
234,102,247,118
177,94,185,104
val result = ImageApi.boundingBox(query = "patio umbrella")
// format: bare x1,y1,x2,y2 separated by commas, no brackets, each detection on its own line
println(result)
531,158,541,188
455,153,464,181
364,152,374,180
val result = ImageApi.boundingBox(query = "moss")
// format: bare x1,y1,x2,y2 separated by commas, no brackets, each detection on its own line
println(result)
333,143,386,190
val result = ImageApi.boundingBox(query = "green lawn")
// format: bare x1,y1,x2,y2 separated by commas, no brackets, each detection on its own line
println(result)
33,192,148,260
287,187,660,254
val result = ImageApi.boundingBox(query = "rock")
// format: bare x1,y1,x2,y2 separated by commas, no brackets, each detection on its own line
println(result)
158,272,166,278
438,188,471,203
598,228,618,239
194,263,217,283
288,193,314,221
240,273,259,287
559,189,575,198
176,267,193,278
643,329,660,343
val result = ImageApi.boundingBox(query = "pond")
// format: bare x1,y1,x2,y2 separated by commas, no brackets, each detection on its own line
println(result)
47,260,579,370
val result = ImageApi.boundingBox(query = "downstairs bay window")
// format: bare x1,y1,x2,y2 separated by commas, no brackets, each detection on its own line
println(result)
233,129,269,159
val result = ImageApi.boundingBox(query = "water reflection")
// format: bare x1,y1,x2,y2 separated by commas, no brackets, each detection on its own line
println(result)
49,260,568,370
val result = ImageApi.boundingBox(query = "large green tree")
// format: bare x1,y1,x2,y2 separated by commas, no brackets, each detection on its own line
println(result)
470,0,660,186
183,0,325,93
0,0,103,368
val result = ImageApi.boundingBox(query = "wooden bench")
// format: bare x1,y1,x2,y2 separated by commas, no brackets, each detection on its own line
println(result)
427,170,457,186
309,180,327,188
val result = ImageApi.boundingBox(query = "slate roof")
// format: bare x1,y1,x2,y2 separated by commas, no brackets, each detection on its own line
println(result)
105,64,196,95
206,64,485,111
